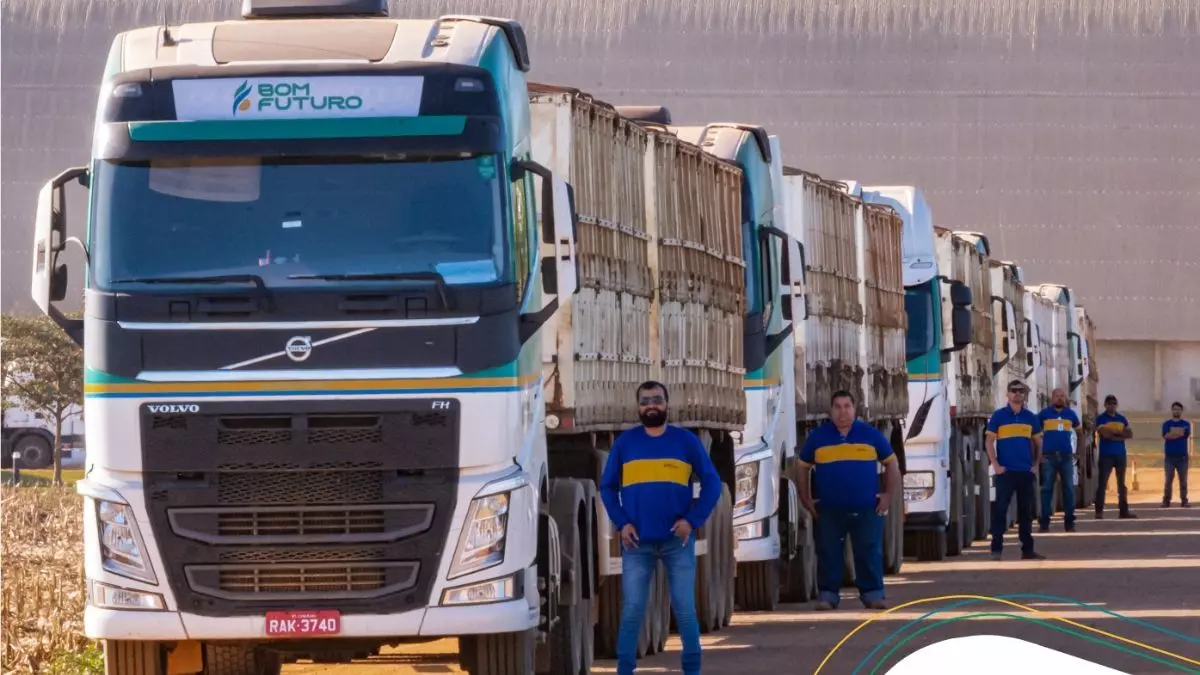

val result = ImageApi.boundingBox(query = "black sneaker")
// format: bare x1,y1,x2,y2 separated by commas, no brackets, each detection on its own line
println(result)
990,551,1003,561
1038,523,1050,533
1095,510,1104,520
1065,524,1077,532
1163,500,1171,508
1119,512,1138,519
814,601,836,611
1183,501,1191,508
1021,551,1047,560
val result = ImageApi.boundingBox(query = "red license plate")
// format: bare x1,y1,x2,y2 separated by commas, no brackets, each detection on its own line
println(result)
265,610,341,637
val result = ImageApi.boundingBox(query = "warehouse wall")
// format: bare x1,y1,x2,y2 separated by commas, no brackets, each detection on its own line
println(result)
1098,340,1200,413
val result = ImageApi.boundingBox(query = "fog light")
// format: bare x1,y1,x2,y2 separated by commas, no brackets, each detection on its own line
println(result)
90,580,165,610
734,519,767,540
441,574,517,605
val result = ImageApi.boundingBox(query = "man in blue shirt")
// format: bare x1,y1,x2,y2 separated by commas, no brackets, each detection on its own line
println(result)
797,390,901,611
1037,388,1082,532
985,379,1047,560
1094,394,1138,519
1162,401,1191,508
599,380,722,675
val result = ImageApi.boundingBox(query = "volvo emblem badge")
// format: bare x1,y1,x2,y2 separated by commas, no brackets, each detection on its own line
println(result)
285,336,313,362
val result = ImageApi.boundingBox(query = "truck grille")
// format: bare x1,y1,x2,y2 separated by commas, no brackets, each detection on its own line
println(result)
186,562,418,600
139,398,460,616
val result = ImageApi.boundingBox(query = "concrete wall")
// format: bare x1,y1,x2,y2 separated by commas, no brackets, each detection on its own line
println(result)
1098,340,1200,413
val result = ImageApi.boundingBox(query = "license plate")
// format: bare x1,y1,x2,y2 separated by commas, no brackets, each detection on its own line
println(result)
265,610,341,637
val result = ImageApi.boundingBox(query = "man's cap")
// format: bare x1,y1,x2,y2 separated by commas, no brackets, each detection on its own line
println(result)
1007,379,1028,392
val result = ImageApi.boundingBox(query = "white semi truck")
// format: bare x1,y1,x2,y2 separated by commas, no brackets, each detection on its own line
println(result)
28,2,804,672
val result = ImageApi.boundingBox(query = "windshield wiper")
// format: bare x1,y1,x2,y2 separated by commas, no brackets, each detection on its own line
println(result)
109,274,274,312
289,271,450,309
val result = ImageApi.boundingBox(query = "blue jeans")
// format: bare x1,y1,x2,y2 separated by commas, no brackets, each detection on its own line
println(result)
1039,453,1076,528
617,535,700,675
992,470,1035,555
1164,455,1189,503
815,507,885,607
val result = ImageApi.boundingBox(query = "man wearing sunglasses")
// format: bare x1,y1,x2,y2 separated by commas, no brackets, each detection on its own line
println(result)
985,379,1048,561
599,380,723,675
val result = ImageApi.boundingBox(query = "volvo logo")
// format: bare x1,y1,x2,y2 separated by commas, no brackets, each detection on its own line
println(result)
148,404,199,414
285,336,313,362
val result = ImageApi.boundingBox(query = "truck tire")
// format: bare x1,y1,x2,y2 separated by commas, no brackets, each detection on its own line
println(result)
15,434,52,469
548,479,588,675
884,489,904,575
946,431,965,557
692,507,720,633
104,640,164,675
735,559,780,611
204,644,280,675
915,529,947,561
460,630,536,675
716,485,736,627
974,428,992,541
781,508,817,602
595,578,621,658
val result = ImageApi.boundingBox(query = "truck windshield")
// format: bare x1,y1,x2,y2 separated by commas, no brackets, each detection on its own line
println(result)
90,154,506,289
904,281,937,362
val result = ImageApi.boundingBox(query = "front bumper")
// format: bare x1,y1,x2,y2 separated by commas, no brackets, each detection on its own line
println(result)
84,568,539,641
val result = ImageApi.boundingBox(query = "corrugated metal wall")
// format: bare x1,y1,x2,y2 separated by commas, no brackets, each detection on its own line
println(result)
3,0,1199,340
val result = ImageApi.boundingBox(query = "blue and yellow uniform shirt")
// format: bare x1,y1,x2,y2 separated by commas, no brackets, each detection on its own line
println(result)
986,405,1042,472
797,420,895,511
1037,406,1080,455
1163,418,1191,458
1095,412,1131,458
599,425,723,543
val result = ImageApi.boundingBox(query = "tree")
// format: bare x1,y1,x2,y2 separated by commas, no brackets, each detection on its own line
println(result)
1,313,84,484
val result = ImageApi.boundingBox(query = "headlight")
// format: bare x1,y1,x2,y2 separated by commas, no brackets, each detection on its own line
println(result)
96,499,157,584
448,492,510,580
734,462,759,518
903,471,935,503
734,519,767,540
734,449,771,519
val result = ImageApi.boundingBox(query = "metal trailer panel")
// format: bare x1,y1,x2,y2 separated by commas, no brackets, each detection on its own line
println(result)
529,87,655,431
1027,291,1059,412
1075,306,1100,426
529,85,746,432
988,261,1028,410
782,168,862,420
934,228,995,418
860,201,908,421
1032,287,1071,406
648,128,747,429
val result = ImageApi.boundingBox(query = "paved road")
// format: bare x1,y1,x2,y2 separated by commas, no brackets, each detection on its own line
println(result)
286,483,1200,674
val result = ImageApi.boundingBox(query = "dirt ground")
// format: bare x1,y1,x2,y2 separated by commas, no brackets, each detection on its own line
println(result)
282,471,1200,675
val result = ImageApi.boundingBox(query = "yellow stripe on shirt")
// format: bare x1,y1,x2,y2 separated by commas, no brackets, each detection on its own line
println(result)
622,458,692,487
814,443,879,464
991,423,1041,440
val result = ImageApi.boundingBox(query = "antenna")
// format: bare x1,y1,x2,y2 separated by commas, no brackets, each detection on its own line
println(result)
160,6,177,47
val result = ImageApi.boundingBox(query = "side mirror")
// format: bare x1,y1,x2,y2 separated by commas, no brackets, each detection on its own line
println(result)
31,166,88,346
949,280,972,307
759,225,796,356
951,306,972,351
513,158,579,342
1023,318,1035,370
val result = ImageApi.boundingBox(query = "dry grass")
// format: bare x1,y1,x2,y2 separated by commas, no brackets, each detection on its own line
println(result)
1,485,96,674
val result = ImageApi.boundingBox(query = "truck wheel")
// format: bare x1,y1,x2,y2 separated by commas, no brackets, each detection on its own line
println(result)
104,640,164,675
946,435,965,557
735,559,780,611
15,435,52,469
974,429,991,541
548,479,588,675
595,578,621,658
716,485,736,627
692,530,719,633
915,529,946,561
204,644,280,675
459,630,536,675
884,490,904,575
